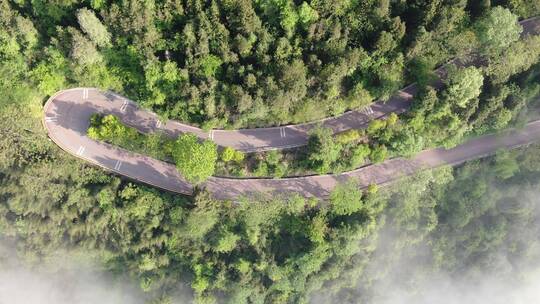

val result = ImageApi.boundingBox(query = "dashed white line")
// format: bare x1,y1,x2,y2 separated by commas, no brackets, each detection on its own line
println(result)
361,106,373,115
120,100,128,112
83,88,88,100
209,130,214,140
45,117,57,122
76,146,85,156
114,160,122,170
280,127,286,138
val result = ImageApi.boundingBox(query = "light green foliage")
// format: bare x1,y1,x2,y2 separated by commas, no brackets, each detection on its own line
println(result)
0,4,38,57
475,7,522,55
298,2,318,25
348,144,371,168
267,0,299,34
198,55,222,78
390,128,425,157
485,35,540,84
347,83,374,109
172,134,218,184
76,8,111,47
493,151,520,179
367,119,387,136
221,147,244,163
215,231,240,253
90,0,105,10
386,112,399,126
88,114,138,143
444,66,484,107
30,48,67,95
335,129,362,144
329,180,363,216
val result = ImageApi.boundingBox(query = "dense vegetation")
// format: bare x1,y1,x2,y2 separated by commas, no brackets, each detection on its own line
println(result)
3,0,540,129
83,4,540,178
88,56,540,179
2,1,540,303
5,91,540,302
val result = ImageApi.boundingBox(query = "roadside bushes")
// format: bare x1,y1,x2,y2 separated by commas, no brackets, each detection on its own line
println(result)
88,114,172,160
88,114,217,183
172,134,217,184
88,114,142,150
220,147,244,163
307,127,343,174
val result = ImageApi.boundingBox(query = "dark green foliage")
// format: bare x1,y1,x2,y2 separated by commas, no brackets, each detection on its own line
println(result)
505,0,540,18
4,0,519,129
307,127,343,173
1,1,540,303
369,144,388,163
0,105,382,302
324,145,540,303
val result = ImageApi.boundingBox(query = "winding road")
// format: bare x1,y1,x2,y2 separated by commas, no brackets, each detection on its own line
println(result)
43,18,540,200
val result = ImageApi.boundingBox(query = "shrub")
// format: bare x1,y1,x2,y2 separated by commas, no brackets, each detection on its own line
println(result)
336,129,362,144
221,147,244,163
172,134,218,184
369,145,388,163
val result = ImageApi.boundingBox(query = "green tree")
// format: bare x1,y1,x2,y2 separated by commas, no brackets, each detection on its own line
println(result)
369,144,388,163
329,180,363,216
69,28,102,66
485,36,540,84
215,231,240,253
507,0,540,18
197,55,222,78
444,66,484,107
221,147,244,163
475,7,522,55
76,8,111,47
298,2,318,25
307,127,343,174
493,151,520,179
172,134,217,184
390,128,425,157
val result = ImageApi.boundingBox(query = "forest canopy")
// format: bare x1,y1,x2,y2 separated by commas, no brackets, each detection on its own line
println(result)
2,0,540,303
3,0,539,128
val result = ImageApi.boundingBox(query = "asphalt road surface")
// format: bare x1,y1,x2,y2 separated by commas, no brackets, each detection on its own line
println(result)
43,17,540,200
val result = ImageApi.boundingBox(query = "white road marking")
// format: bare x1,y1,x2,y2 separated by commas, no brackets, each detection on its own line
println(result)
76,146,85,156
120,100,128,112
114,160,122,170
45,117,57,122
156,120,162,128
83,88,88,100
361,106,373,115
280,127,286,138
209,130,214,140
